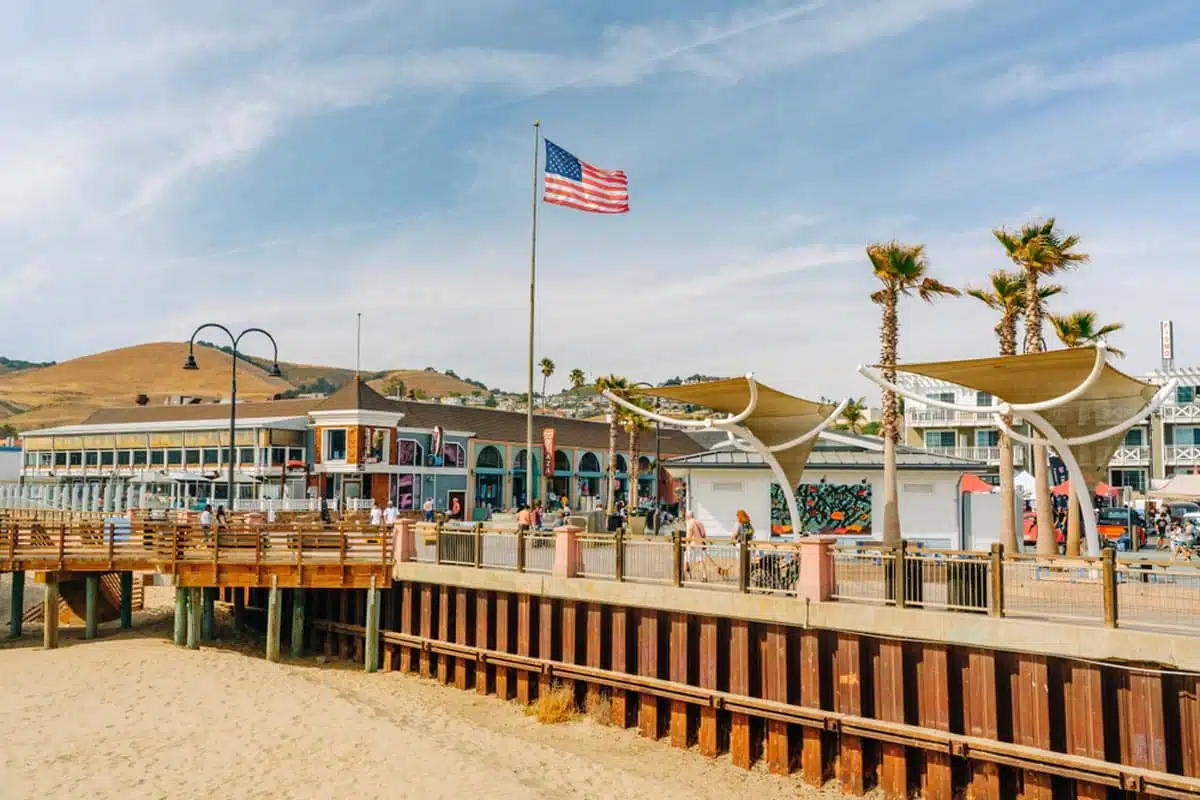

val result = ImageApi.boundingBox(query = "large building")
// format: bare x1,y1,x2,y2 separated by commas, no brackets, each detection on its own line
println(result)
10,377,700,516
901,364,1200,493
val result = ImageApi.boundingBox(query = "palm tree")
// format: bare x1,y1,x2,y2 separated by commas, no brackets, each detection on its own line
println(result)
594,374,628,517
539,358,556,411
568,368,586,390
840,397,868,434
995,219,1089,555
966,270,1063,553
868,241,960,544
619,398,654,509
1050,310,1125,556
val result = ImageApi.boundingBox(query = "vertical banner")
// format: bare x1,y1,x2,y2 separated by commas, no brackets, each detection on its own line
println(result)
431,425,444,466
542,428,556,478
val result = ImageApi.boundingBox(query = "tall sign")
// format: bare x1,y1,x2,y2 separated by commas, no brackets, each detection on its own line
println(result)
1161,320,1175,370
542,428,556,478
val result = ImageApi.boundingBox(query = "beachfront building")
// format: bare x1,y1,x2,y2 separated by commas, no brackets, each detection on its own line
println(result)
666,432,987,549
898,376,1029,470
6,377,699,516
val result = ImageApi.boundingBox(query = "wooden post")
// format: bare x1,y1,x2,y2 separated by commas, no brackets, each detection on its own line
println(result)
729,618,753,769
764,624,789,775
698,615,719,758
610,605,633,727
174,586,187,645
201,587,215,641
353,591,366,662
875,639,907,799
7,569,23,639
585,603,603,710
1115,667,1168,775
85,574,100,640
561,599,580,700
834,632,865,795
43,573,60,650
119,571,133,629
187,587,202,650
1102,547,1118,628
1063,661,1107,799
291,588,306,659
1011,653,1054,798
961,648,1000,799
516,528,526,572
1178,673,1200,779
365,576,380,673
637,609,661,739
990,543,1005,617
671,533,682,587
475,590,492,695
614,530,625,582
438,586,453,684
515,593,534,704
494,592,511,700
434,522,443,565
916,642,951,798
454,587,471,689
894,539,907,608
419,584,434,678
400,582,416,673
738,537,750,593
338,589,350,660
669,613,691,750
538,596,554,696
473,523,483,569
265,575,281,662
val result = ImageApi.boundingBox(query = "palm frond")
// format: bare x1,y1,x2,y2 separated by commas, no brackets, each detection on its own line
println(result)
917,277,960,302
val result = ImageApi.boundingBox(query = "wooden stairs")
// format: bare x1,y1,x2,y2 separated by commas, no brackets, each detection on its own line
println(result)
22,572,145,626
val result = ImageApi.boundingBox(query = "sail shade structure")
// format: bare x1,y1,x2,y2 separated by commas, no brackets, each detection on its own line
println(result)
631,379,838,493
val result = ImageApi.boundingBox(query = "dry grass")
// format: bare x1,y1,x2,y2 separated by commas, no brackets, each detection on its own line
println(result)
584,690,613,726
366,369,482,399
525,683,578,724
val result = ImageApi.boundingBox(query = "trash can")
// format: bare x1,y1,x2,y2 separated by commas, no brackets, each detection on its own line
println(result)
946,556,989,612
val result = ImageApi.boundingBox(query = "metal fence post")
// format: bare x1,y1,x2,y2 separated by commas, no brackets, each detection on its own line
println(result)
989,542,1004,618
894,540,908,609
1102,548,1118,628
615,530,625,582
672,533,683,587
738,537,750,593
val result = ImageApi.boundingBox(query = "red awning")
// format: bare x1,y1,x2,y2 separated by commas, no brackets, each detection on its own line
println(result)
1052,480,1118,497
960,473,993,494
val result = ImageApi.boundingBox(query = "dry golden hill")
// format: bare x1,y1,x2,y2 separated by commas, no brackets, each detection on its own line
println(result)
366,369,483,399
0,342,292,431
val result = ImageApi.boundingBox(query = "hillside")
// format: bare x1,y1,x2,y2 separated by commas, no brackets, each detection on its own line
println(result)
366,369,482,399
0,342,292,431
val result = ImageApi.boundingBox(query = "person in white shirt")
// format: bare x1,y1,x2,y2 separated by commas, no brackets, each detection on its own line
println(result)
423,497,435,522
199,505,213,529
369,503,382,527
384,501,398,527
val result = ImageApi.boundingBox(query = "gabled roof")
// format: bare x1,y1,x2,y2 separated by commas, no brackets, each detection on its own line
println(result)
311,375,404,413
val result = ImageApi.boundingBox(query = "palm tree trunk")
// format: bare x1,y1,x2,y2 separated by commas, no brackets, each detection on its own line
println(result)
881,292,901,544
1066,487,1081,556
628,429,640,510
1022,271,1056,556
606,406,618,517
541,376,548,413
999,429,1018,552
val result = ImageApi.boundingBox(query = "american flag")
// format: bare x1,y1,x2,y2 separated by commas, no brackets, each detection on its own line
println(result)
543,140,629,214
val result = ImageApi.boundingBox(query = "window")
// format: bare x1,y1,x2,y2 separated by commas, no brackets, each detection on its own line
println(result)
101,451,114,466
38,452,52,468
202,448,219,465
69,451,82,466
185,449,201,466
239,447,256,465
151,450,166,466
924,431,956,449
1175,427,1200,446
271,447,286,466
397,439,423,467
1109,468,1146,493
288,447,305,464
84,451,99,467
553,450,570,473
927,391,954,403
117,450,132,466
367,429,388,464
579,452,601,473
133,450,148,466
325,429,347,461
975,429,999,447
168,449,184,466
712,480,744,492
1122,429,1144,447
54,452,67,467
1177,386,1195,404
476,445,504,470
394,473,421,510
975,391,993,407
220,448,231,464
442,442,465,468
614,454,628,473
24,452,37,467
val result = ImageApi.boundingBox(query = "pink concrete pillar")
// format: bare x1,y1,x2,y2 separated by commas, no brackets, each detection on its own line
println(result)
553,525,584,577
796,536,836,601
394,518,415,563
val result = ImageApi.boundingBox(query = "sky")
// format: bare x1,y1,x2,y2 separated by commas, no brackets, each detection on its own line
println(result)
3,0,1200,400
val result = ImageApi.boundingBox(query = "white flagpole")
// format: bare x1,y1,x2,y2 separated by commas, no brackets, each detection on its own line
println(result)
526,121,540,508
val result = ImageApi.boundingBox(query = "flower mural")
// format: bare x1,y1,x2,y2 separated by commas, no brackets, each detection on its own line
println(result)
770,480,872,535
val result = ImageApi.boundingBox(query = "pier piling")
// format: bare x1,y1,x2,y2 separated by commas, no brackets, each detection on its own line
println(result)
265,575,281,662
200,587,215,641
187,587,201,649
119,571,133,629
173,587,187,645
364,577,379,673
291,588,305,659
8,569,24,639
42,574,59,650
84,575,99,640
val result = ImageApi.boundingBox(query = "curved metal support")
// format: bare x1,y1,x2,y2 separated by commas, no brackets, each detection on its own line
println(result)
1008,344,1107,412
602,373,760,430
857,365,1013,415
1020,409,1102,556
762,396,851,452
728,423,803,540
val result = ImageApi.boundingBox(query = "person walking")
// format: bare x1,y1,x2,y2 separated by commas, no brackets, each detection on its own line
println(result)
369,502,382,527
683,509,708,581
423,496,435,523
734,509,755,544
384,500,398,528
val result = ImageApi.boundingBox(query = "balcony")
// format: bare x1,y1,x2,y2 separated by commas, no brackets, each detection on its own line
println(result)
1110,446,1151,466
925,446,1024,466
1165,445,1200,465
1161,400,1200,423
907,408,995,426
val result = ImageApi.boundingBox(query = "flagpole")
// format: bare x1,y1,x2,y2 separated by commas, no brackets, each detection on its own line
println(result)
526,120,540,509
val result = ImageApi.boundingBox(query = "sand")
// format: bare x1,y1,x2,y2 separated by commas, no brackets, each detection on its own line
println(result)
0,583,853,799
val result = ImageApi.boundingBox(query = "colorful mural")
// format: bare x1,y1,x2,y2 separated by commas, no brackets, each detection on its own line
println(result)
770,480,872,535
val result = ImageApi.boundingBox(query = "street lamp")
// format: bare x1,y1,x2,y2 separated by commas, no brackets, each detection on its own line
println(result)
630,382,664,534
183,324,282,510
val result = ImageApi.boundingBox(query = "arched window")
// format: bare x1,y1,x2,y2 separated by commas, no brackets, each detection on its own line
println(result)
614,454,628,474
476,445,504,470
554,450,571,473
578,452,601,473
442,442,465,469
397,439,424,467
513,449,539,472
637,456,652,474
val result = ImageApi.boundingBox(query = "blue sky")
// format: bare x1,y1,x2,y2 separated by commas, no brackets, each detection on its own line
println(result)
3,0,1199,398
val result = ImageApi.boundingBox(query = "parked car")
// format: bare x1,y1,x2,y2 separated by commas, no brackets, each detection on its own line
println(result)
1165,501,1200,521
1022,511,1064,547
1097,507,1147,549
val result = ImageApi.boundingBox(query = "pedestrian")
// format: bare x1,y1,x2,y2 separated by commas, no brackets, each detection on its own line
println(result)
384,500,398,528
423,496,435,523
734,509,755,544
369,502,382,527
683,509,708,581
516,504,531,531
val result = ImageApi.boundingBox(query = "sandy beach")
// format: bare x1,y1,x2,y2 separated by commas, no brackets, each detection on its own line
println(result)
0,579,854,799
